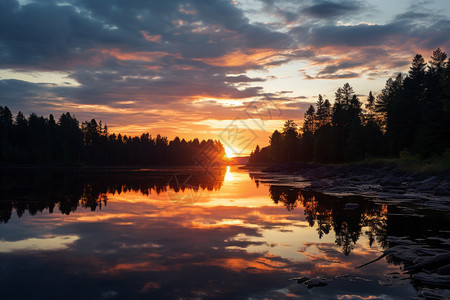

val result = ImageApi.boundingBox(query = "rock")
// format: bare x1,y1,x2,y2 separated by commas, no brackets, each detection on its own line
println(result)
387,236,416,245
412,272,450,286
417,181,440,192
421,176,440,184
344,203,359,210
305,168,324,179
290,276,309,284
305,278,328,289
406,253,450,272
419,288,449,299
379,175,403,186
433,187,450,196
331,179,346,186
381,187,406,194
309,180,327,189
378,278,402,287
437,264,450,275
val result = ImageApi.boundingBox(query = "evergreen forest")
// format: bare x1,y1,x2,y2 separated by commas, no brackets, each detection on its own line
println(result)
0,110,226,166
249,48,450,164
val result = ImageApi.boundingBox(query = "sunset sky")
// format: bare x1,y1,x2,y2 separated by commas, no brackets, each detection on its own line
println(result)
1,0,450,156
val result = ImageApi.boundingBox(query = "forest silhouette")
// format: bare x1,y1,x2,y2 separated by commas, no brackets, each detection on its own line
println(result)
1,48,449,166
0,110,226,165
249,48,450,164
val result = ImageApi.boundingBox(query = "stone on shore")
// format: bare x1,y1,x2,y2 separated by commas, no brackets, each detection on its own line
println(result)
433,187,450,196
379,174,403,186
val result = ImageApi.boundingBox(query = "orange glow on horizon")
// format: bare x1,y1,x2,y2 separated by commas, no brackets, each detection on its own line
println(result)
224,147,236,158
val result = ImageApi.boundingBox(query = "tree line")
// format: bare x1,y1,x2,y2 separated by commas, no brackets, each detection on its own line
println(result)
0,109,226,165
249,48,450,164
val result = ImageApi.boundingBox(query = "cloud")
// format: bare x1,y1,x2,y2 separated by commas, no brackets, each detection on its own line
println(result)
304,72,360,80
292,23,403,48
303,0,364,19
224,75,266,83
302,47,411,79
1,0,450,150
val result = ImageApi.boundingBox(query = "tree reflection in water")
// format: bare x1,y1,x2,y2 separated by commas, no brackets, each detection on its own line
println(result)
0,167,398,256
1,167,449,298
0,167,226,223
267,185,388,255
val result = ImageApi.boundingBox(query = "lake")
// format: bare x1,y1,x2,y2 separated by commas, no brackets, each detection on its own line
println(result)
0,166,449,299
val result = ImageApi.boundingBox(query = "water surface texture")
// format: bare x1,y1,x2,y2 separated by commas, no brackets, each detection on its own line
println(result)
0,167,448,299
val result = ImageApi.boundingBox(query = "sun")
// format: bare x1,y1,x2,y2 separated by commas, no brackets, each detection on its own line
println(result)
224,147,236,159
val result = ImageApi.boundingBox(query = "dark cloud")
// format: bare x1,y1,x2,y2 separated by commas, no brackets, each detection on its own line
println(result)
290,8,450,50
0,0,298,123
303,23,403,47
0,79,59,112
303,0,363,18
0,1,134,68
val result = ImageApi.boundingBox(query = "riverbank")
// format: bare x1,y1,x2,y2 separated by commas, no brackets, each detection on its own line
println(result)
249,160,450,296
249,160,450,211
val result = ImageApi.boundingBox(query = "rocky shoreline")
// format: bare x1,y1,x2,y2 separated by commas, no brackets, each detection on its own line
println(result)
253,161,450,297
254,161,450,211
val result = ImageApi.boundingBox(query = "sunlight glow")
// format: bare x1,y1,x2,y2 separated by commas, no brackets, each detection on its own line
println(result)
224,147,236,158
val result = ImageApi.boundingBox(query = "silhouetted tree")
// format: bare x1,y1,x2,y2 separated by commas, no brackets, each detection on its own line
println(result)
0,109,227,166
283,120,300,161
269,130,283,162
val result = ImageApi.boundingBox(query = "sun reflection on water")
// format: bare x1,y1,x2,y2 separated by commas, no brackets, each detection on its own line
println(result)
224,165,233,181
0,167,427,299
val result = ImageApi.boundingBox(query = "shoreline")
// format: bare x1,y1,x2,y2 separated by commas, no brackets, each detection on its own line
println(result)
249,161,450,211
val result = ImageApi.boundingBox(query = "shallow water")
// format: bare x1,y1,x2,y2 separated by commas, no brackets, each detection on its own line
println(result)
0,166,449,299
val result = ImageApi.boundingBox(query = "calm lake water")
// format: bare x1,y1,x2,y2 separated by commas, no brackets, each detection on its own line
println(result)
0,166,449,299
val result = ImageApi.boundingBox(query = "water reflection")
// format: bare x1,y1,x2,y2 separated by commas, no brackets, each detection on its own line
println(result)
268,185,388,255
0,167,448,299
0,167,225,222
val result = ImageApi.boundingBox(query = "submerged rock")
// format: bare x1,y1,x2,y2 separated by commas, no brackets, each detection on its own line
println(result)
413,272,450,286
305,278,328,289
378,278,403,287
418,287,450,299
406,253,450,272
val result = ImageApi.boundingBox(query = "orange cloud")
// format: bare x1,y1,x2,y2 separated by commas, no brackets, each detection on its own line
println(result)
102,49,179,62
199,49,284,67
140,31,162,43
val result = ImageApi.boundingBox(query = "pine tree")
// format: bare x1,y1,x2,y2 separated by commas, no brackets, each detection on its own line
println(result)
302,105,316,134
